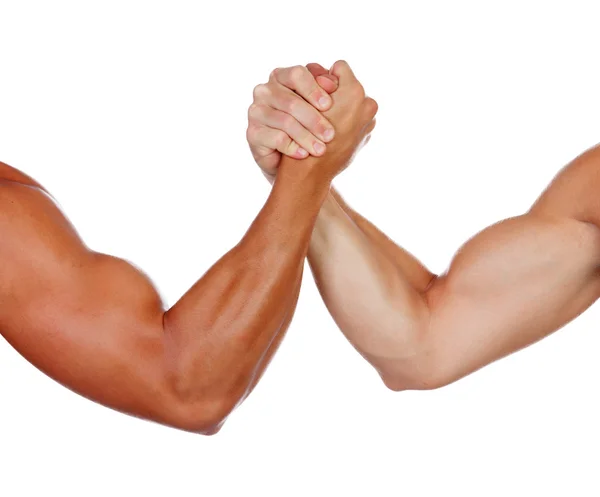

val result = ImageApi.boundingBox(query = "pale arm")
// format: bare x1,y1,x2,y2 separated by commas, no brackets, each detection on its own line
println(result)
308,145,600,390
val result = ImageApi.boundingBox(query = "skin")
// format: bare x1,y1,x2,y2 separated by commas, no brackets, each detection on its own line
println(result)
0,60,377,434
247,62,600,391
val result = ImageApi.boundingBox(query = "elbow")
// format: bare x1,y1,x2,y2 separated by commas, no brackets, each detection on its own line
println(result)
160,370,240,435
376,337,457,392
380,365,454,392
164,394,236,435
159,319,242,435
178,408,229,436
374,296,460,392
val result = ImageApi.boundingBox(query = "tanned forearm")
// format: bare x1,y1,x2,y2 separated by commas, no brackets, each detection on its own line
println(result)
308,146,600,391
162,160,328,421
0,158,328,434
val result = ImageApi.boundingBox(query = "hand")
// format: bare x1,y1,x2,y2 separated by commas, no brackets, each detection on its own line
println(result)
306,60,378,180
247,63,339,180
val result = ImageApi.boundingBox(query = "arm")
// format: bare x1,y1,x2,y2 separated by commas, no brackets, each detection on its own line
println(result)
244,65,600,390
308,145,600,390
0,158,327,434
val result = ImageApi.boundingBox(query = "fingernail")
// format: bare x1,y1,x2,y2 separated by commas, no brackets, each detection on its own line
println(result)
314,142,326,155
296,147,308,158
318,96,330,109
323,128,335,141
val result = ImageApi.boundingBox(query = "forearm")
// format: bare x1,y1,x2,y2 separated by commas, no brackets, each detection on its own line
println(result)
307,192,431,375
330,188,436,290
245,276,302,395
163,158,329,420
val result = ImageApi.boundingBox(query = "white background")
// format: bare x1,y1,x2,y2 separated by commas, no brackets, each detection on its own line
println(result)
1,1,599,495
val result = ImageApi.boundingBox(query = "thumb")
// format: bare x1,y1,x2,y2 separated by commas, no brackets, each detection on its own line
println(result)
330,60,358,82
306,63,339,94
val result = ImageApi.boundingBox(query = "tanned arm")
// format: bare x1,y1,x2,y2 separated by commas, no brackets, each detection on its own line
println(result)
249,64,600,392
0,160,322,434
0,60,375,435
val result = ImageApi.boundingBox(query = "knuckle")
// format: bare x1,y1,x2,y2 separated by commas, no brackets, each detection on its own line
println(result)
351,82,366,98
290,65,307,82
269,67,281,80
275,130,290,149
365,97,379,117
284,96,300,114
280,113,296,131
246,125,258,143
248,103,271,124
252,83,269,100
247,103,260,120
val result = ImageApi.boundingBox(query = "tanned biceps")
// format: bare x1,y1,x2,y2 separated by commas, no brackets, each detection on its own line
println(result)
0,180,172,411
0,179,163,330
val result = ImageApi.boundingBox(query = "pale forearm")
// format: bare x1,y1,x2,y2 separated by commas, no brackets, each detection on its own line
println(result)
329,188,436,291
308,192,430,374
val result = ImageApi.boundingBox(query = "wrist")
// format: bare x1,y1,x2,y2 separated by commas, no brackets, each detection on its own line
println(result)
277,155,335,189
242,157,331,256
269,156,332,219
314,191,345,230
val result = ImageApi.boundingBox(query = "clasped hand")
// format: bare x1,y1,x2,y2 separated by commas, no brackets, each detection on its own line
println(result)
247,60,378,183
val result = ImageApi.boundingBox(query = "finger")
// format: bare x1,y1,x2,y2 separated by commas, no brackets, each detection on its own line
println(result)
248,104,327,157
255,149,281,177
263,84,335,142
306,62,329,76
330,60,358,82
272,65,332,112
252,82,334,142
247,124,309,160
315,74,339,95
306,63,339,95
363,97,379,120
363,118,377,136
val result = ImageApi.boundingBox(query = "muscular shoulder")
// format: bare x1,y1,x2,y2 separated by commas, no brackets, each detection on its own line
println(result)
530,145,600,230
0,162,48,192
0,161,53,228
0,176,72,246
0,176,92,295
0,175,163,317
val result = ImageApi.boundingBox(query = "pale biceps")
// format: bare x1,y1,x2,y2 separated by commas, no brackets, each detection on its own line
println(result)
425,213,600,381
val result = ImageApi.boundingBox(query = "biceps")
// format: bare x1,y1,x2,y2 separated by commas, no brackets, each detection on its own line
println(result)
425,214,600,376
1,252,173,419
0,181,181,421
